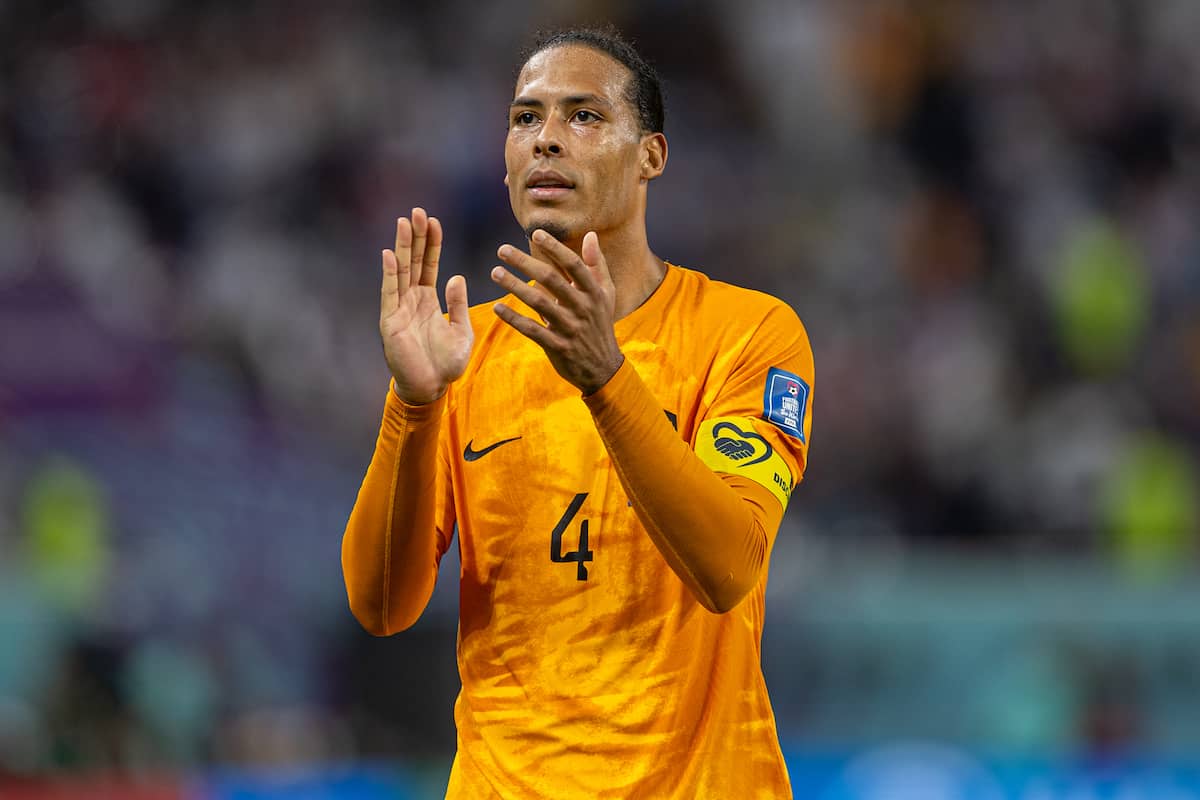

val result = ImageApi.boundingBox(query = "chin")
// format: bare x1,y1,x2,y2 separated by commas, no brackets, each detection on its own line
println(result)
522,218,573,243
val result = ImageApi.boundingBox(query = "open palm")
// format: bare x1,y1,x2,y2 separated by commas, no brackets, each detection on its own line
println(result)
380,208,473,404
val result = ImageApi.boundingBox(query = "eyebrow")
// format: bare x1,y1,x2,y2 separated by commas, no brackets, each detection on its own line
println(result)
510,93,615,111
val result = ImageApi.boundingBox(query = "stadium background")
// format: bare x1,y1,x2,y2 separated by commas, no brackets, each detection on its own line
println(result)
1,0,1199,797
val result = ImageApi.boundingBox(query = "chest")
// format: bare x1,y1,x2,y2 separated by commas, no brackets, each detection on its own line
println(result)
444,333,713,595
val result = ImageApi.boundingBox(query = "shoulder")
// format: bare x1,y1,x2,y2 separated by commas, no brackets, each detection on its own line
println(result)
670,265,809,348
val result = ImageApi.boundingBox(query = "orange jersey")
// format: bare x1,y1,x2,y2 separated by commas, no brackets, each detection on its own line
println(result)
416,264,814,798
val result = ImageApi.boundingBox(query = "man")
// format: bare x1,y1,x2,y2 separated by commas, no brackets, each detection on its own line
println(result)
343,26,813,799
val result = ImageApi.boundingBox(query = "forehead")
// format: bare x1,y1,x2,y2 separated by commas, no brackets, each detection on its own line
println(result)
514,44,633,107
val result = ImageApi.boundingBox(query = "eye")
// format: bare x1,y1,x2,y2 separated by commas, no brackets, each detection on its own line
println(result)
514,111,538,126
572,110,600,123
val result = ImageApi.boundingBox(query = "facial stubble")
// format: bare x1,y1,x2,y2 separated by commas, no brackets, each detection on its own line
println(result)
523,222,571,243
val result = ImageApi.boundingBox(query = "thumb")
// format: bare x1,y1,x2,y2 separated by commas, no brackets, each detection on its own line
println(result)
445,274,472,331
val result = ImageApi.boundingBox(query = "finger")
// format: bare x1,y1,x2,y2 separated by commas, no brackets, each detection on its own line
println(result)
409,207,428,288
497,244,583,311
420,216,443,288
493,301,561,349
393,217,412,297
531,228,599,294
381,249,400,316
445,274,472,331
581,231,612,288
491,266,570,326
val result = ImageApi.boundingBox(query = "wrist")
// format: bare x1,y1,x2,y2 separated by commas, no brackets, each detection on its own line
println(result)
390,378,447,406
580,353,625,397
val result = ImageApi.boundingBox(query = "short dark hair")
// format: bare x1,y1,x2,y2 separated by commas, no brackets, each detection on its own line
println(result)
518,25,665,135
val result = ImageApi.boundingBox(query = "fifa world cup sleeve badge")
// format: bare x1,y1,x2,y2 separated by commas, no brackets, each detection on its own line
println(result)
761,366,809,442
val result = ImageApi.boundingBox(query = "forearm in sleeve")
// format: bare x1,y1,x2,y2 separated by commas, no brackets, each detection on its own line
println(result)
342,385,445,635
584,361,785,614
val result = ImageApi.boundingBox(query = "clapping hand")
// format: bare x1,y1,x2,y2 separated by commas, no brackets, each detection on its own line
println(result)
490,229,624,395
379,208,474,404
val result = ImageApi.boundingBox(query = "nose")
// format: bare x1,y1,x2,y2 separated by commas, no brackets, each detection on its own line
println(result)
534,117,564,157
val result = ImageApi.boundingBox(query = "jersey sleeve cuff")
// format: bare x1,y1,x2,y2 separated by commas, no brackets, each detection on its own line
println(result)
581,357,641,416
386,379,447,425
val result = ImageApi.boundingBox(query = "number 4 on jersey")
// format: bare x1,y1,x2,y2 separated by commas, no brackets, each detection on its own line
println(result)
550,492,593,581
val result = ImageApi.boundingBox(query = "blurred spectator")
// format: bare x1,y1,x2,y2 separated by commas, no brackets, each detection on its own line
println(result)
0,0,1198,778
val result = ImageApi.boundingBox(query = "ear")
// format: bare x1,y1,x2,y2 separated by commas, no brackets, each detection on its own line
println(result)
640,133,668,181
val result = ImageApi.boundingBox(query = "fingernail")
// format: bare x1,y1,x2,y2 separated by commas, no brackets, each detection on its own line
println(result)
497,245,511,257
491,267,504,280
533,229,546,243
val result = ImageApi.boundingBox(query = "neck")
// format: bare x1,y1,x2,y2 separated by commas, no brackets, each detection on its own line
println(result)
533,221,666,321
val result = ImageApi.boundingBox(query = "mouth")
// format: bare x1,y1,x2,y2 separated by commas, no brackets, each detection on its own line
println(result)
528,186,572,200
526,171,575,200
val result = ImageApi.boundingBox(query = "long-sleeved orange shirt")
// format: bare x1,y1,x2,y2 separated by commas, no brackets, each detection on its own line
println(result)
343,264,814,799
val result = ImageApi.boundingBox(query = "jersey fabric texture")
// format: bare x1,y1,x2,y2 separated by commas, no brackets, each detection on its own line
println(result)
361,264,812,799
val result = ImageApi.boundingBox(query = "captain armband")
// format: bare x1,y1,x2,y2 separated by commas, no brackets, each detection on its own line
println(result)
694,417,795,509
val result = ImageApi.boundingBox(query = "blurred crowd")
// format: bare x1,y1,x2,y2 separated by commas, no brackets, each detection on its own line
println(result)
0,0,1198,779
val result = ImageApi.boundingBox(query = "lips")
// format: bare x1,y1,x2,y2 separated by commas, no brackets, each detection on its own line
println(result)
526,170,575,200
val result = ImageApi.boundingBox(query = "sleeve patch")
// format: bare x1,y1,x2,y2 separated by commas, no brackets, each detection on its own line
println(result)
695,417,794,509
762,367,809,442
